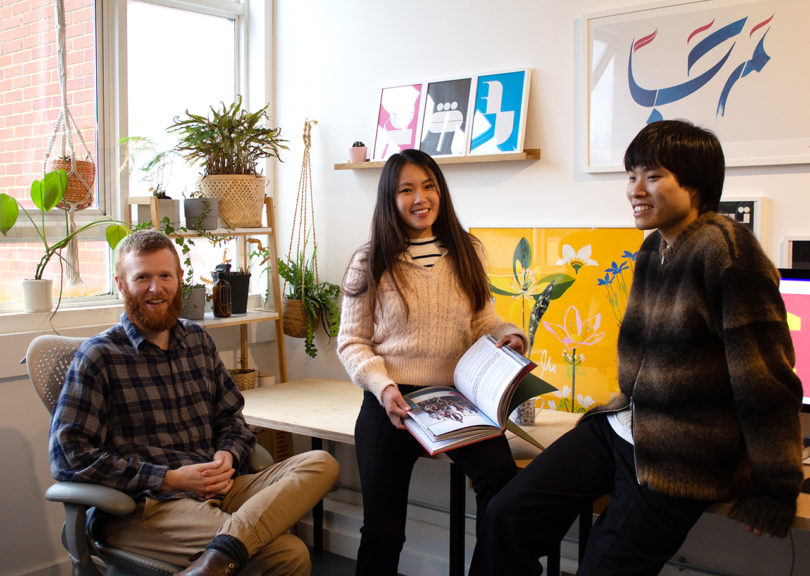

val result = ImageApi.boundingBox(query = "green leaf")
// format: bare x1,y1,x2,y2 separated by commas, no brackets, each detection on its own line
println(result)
490,284,518,297
512,237,532,277
0,193,19,235
105,224,130,249
31,169,67,212
537,273,576,299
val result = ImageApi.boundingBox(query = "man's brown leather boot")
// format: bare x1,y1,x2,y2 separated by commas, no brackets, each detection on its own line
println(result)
176,549,239,576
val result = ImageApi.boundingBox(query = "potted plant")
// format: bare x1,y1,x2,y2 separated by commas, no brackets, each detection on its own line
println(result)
277,247,340,358
46,155,96,210
168,95,288,229
161,220,208,321
120,136,182,228
348,140,367,163
183,189,219,231
0,169,130,312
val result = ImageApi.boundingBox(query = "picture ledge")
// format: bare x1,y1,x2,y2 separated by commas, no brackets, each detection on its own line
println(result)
334,148,541,170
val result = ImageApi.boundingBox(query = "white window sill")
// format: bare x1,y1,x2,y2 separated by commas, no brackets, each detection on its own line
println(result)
0,302,125,336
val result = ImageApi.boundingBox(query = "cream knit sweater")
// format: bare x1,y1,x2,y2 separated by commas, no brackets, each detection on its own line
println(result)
337,247,527,403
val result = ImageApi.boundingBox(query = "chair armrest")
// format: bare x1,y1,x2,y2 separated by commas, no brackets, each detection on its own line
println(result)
46,482,136,516
249,444,274,471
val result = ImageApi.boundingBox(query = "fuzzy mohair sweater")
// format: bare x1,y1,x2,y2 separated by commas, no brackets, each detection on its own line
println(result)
588,212,804,537
337,247,527,404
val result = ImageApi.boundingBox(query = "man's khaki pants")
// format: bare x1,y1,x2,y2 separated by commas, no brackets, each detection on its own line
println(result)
103,450,339,576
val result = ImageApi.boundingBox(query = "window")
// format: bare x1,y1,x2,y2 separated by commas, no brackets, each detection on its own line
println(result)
0,0,249,313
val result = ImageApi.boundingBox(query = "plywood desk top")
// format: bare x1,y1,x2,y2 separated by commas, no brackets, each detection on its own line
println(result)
241,378,810,532
241,378,362,445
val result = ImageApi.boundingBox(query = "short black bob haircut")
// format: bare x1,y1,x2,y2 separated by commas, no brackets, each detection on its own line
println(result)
624,119,725,214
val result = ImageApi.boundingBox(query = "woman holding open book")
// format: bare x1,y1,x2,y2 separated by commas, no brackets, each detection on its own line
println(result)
337,149,529,575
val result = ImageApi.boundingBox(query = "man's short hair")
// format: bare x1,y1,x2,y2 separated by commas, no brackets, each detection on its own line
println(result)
624,119,725,213
115,229,180,278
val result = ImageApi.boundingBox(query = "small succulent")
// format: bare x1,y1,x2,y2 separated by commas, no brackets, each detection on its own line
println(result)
352,141,365,147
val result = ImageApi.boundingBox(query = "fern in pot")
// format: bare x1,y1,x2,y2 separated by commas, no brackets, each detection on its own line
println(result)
277,248,340,358
168,95,288,229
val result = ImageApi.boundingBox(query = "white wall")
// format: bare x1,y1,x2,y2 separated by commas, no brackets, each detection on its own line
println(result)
272,0,810,573
272,0,810,374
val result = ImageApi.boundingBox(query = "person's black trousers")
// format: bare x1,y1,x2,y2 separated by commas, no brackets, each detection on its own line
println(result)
354,389,518,576
469,413,710,576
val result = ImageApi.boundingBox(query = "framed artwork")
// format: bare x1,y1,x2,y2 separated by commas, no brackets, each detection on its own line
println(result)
781,237,810,269
468,69,531,155
584,0,810,172
372,83,424,161
471,227,644,412
419,78,473,157
718,197,763,239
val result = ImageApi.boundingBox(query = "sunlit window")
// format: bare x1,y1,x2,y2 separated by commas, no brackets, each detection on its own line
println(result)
0,0,245,312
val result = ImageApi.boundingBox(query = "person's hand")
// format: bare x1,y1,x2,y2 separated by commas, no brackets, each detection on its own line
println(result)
744,524,774,538
495,333,525,355
161,451,236,499
381,384,411,430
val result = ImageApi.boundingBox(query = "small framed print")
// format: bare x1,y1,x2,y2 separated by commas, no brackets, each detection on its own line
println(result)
468,69,531,155
419,77,474,157
718,197,763,239
781,237,810,269
372,83,424,161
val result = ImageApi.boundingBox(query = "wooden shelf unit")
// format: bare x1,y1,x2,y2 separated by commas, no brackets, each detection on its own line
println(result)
333,148,541,170
125,196,287,382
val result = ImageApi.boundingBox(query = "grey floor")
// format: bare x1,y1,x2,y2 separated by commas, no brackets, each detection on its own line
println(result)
310,550,356,575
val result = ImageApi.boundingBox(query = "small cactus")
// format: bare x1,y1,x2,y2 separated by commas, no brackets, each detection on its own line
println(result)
352,141,365,147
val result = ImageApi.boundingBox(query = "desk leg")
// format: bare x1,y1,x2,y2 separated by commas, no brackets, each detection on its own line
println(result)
449,464,465,576
311,437,324,555
578,500,592,562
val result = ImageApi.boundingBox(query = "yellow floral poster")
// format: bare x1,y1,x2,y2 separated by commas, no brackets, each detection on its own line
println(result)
471,228,644,413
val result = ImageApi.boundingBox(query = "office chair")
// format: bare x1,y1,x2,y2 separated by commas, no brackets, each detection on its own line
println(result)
26,334,274,576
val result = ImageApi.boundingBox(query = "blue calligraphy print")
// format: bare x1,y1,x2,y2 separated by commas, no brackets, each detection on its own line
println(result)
627,13,775,123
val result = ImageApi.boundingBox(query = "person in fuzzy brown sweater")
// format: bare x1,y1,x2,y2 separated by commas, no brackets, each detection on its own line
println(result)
470,120,804,576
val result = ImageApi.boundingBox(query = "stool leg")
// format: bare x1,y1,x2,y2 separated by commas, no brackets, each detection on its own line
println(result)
311,438,324,555
547,544,561,576
449,464,465,576
578,500,592,562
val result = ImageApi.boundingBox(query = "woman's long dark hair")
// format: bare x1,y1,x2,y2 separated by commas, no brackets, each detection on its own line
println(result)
343,149,490,314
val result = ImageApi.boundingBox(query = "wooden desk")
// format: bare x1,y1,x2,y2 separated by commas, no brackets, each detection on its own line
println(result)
241,378,361,444
242,378,810,574
241,378,468,575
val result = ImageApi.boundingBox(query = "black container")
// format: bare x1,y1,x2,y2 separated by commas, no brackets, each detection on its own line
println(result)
211,264,251,314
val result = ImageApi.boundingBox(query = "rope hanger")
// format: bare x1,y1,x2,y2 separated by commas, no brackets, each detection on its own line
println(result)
43,0,96,285
283,119,319,296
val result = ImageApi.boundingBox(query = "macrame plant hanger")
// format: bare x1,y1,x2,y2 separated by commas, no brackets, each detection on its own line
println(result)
281,119,319,337
43,0,95,285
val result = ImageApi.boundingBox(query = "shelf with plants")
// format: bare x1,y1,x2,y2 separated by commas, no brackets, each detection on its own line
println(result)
333,148,541,170
125,195,288,383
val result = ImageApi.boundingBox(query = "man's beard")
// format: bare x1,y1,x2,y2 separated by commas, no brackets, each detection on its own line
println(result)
122,283,183,334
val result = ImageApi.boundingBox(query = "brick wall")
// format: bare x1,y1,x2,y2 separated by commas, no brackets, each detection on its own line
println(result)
0,0,109,302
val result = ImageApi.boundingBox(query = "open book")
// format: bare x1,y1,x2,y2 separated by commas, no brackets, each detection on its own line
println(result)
403,334,556,455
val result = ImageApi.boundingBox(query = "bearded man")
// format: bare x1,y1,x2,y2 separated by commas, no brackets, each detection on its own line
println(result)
49,230,338,576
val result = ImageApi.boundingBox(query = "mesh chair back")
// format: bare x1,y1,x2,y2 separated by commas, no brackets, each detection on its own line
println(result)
26,335,87,414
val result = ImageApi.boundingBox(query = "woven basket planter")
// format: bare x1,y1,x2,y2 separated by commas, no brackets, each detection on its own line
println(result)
282,297,312,338
46,158,95,210
198,174,266,228
229,368,257,391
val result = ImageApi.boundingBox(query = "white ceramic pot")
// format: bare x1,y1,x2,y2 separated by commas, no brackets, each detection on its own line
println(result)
22,278,53,313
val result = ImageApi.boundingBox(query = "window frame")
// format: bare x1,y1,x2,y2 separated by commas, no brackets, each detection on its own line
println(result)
0,0,262,320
